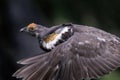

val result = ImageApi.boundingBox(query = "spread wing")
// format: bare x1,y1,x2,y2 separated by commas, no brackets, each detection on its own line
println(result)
55,32,120,80
13,25,120,80
54,25,120,79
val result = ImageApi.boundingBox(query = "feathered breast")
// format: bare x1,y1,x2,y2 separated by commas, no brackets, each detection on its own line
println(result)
41,26,74,51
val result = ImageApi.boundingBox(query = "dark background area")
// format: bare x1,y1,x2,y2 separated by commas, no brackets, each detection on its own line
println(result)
0,0,120,80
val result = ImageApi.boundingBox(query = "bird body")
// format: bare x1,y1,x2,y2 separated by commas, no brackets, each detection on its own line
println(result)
41,25,74,50
13,23,120,80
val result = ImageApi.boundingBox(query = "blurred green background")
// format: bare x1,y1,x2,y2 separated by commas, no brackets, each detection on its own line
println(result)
0,0,120,80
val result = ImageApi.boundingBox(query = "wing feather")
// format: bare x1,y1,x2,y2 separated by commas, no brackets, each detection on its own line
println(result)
61,60,71,80
71,60,79,80
17,52,46,64
53,30,120,79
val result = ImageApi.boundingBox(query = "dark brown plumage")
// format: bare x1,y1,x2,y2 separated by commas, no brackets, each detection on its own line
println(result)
13,23,120,80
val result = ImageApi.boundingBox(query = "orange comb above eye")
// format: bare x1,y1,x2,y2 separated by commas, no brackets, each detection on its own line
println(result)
27,23,36,29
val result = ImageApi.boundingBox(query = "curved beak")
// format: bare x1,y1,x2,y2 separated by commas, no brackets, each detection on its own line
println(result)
20,27,28,32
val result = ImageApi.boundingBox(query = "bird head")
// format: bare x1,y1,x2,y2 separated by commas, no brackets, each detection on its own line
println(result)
20,23,48,38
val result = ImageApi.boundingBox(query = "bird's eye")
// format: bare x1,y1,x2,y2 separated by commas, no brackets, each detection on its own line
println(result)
29,27,35,31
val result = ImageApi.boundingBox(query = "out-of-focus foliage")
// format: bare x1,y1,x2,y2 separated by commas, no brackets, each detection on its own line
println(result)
99,70,120,80
1,0,120,80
